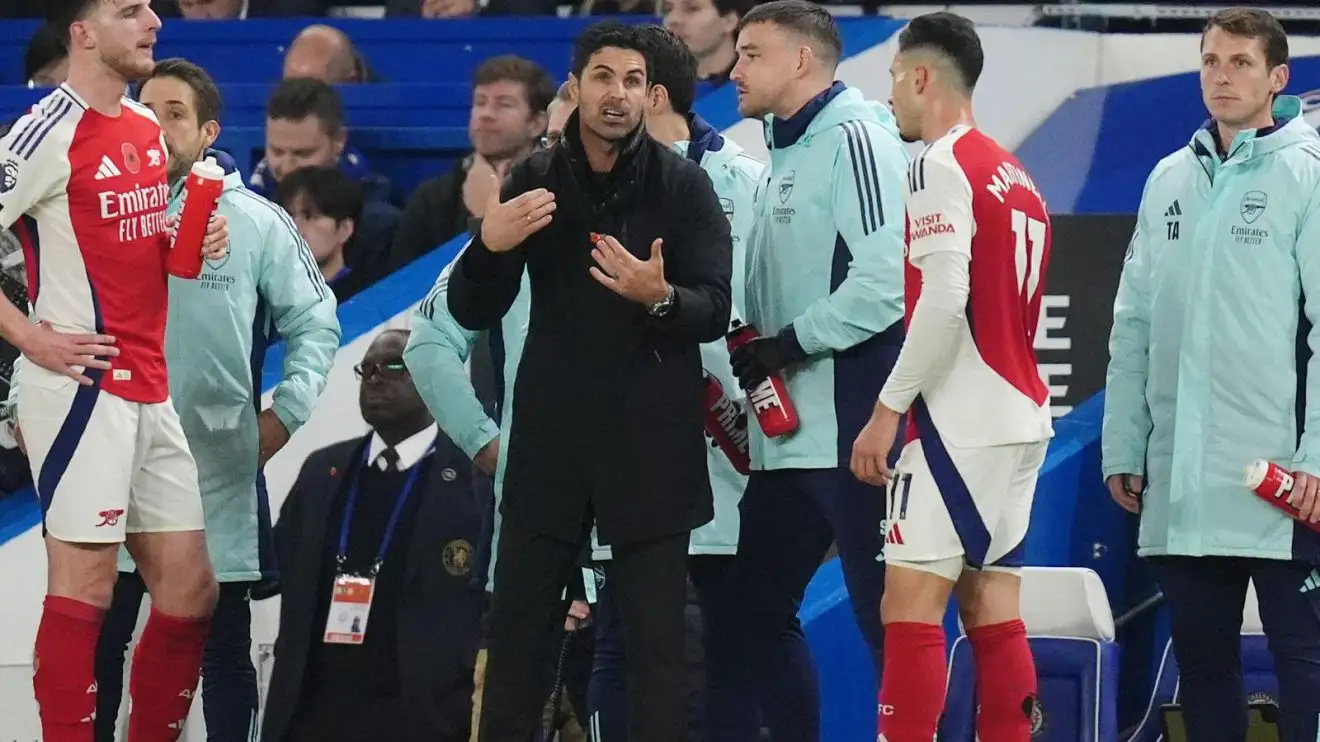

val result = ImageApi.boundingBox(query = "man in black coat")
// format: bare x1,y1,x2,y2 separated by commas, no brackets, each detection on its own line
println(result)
445,22,733,742
260,330,489,742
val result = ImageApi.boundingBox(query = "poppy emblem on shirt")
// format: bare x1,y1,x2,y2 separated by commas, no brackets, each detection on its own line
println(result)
0,160,16,193
122,143,141,175
442,539,474,577
441,467,457,482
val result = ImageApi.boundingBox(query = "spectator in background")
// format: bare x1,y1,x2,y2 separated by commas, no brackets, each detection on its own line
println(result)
664,0,754,87
251,77,400,277
544,81,576,147
84,58,341,742
25,24,69,87
283,25,370,84
390,56,555,270
161,0,326,18
279,165,379,303
261,329,488,742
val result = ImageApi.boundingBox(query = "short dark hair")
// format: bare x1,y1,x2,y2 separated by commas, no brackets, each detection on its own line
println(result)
737,0,842,67
637,26,698,117
139,58,223,125
45,0,98,36
25,24,67,83
277,165,363,227
267,77,344,136
473,55,557,118
571,21,651,81
896,11,984,92
1203,8,1289,68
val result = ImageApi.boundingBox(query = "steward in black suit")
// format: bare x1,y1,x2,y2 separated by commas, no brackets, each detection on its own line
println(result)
261,330,489,742
446,23,732,742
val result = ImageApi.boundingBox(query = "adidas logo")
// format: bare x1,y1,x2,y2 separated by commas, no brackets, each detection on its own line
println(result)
93,155,121,181
886,522,905,545
1301,569,1320,593
1164,200,1183,218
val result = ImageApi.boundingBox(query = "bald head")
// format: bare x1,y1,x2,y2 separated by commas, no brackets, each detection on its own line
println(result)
283,25,361,84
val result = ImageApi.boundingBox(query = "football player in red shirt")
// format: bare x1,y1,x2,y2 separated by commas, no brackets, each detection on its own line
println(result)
0,2,230,740
851,12,1053,742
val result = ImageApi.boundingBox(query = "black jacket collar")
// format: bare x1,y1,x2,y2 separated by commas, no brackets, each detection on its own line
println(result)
558,109,651,210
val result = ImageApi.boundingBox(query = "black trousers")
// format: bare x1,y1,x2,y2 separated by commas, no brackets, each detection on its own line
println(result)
284,684,468,742
95,571,259,742
480,523,689,742
1150,555,1320,742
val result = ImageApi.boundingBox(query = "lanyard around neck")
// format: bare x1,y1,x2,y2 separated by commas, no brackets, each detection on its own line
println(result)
336,436,437,576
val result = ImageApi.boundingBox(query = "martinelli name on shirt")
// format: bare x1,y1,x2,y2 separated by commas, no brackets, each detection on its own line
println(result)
986,161,1042,205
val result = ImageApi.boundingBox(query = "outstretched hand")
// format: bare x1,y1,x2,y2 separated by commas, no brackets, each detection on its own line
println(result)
479,177,556,253
589,234,669,305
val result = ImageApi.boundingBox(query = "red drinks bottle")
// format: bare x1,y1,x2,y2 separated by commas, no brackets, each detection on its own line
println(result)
725,320,799,438
1243,459,1320,534
702,373,751,475
167,156,224,279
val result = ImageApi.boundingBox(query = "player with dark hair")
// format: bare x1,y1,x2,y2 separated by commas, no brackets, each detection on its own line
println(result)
0,1,229,740
851,11,1053,742
445,20,733,742
726,1,906,739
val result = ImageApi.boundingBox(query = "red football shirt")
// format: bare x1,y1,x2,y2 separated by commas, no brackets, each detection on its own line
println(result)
0,85,172,403
901,125,1053,447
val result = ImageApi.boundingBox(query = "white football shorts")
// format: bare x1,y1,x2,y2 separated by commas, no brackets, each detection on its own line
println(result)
883,434,1048,581
18,363,203,544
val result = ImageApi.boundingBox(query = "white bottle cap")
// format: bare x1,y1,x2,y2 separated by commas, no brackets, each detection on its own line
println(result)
1244,459,1271,490
191,156,224,181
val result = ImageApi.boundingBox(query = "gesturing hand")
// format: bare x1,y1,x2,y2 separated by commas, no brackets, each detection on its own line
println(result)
589,234,669,305
479,177,556,253
17,321,118,386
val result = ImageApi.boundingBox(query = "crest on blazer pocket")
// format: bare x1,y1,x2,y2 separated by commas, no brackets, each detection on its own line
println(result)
443,539,474,577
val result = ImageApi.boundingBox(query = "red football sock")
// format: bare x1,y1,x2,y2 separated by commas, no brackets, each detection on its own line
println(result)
127,608,210,742
33,596,105,742
968,619,1038,742
878,621,947,742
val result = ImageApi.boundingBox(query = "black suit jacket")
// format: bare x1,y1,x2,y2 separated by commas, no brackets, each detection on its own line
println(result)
261,431,488,742
446,111,733,547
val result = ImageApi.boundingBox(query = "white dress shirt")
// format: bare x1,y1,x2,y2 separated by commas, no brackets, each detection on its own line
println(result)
367,422,438,472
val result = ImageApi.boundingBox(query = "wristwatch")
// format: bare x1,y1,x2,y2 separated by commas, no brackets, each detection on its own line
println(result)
647,284,677,317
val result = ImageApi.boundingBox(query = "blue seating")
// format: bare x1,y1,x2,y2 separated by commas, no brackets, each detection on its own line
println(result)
940,567,1121,742
0,18,656,87
1127,583,1277,742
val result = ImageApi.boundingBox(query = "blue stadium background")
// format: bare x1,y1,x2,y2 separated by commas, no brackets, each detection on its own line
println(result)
4,12,1305,740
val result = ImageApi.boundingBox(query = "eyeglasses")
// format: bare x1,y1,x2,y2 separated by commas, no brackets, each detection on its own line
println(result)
353,360,410,381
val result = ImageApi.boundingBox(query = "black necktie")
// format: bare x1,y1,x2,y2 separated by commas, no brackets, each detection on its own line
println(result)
378,447,400,472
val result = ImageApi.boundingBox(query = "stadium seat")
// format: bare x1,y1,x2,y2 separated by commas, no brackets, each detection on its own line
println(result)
1126,582,1278,742
939,566,1120,742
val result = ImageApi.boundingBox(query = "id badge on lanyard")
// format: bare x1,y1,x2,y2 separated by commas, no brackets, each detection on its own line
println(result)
323,438,435,645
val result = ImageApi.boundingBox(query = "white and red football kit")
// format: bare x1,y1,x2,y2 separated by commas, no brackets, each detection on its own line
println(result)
0,85,201,543
878,125,1053,580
